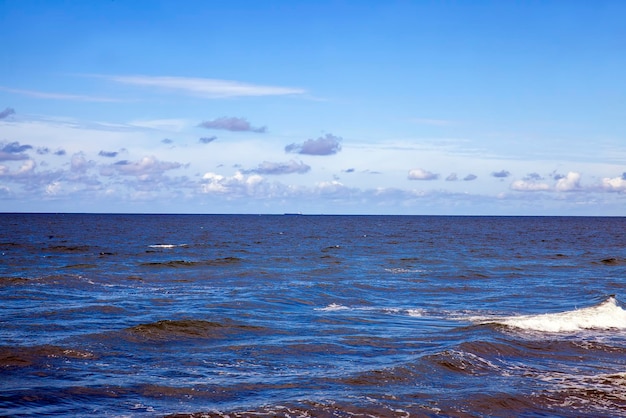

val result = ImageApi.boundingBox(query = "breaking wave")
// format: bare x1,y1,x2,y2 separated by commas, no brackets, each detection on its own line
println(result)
472,296,626,332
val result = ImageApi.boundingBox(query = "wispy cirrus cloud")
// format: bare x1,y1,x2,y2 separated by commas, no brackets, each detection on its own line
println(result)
199,117,266,133
101,75,306,98
0,87,121,102
285,133,342,156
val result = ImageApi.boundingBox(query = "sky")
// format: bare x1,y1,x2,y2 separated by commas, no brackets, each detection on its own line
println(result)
1,0,625,215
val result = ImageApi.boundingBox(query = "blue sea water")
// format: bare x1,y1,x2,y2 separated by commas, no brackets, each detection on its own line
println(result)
1,214,626,417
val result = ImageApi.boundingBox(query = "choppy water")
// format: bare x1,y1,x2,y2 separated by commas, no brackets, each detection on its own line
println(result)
1,214,626,417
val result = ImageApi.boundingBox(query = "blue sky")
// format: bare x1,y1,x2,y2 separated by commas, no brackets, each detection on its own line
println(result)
1,0,625,215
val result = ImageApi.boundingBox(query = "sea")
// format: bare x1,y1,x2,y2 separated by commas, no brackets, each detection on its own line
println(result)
1,214,626,417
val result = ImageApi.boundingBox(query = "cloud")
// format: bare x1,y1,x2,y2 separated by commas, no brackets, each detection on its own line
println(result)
511,171,582,192
0,87,120,102
199,136,217,144
524,172,544,181
99,150,118,158
492,170,511,178
285,133,342,156
244,160,311,175
602,173,626,192
54,149,67,156
71,153,94,174
103,75,306,98
161,138,174,144
463,174,477,181
200,171,269,196
510,180,551,192
408,168,438,180
103,156,183,178
0,141,32,161
446,173,458,181
0,107,15,119
199,117,266,133
555,171,581,192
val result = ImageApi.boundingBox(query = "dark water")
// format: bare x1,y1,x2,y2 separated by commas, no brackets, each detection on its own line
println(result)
1,214,626,417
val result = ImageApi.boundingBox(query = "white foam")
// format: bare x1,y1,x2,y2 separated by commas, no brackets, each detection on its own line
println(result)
316,303,350,311
148,244,186,248
406,308,425,317
474,297,626,332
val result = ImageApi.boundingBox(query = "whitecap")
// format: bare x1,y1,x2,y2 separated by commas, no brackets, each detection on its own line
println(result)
473,296,626,332
148,244,186,249
406,309,425,317
315,303,350,311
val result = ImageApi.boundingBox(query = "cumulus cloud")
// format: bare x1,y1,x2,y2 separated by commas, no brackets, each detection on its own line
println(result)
446,173,458,181
511,171,581,192
244,160,311,175
71,153,93,174
463,174,477,181
285,133,342,156
408,168,438,180
200,171,266,196
161,138,174,144
99,150,118,158
199,117,266,133
0,141,32,161
0,107,15,119
492,170,511,178
602,173,626,192
199,136,217,144
555,171,581,192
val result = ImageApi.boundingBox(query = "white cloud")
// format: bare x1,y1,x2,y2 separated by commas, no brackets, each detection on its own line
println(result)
408,168,438,180
200,171,267,196
103,75,306,98
0,86,121,102
510,180,551,192
602,174,626,192
555,171,582,192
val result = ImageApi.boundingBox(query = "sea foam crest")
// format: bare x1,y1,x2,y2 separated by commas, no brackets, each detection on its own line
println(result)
148,244,187,249
476,296,626,332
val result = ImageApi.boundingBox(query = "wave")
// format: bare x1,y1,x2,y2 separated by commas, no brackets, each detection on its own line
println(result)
0,345,95,368
140,257,242,268
125,319,266,341
472,296,626,332
148,244,188,249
